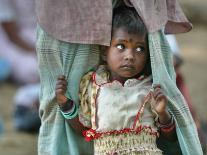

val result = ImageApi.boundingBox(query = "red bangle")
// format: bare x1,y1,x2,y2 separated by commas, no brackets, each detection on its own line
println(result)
160,123,175,133
156,114,174,128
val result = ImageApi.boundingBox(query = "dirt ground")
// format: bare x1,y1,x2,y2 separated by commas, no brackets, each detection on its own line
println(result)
0,7,207,155
0,84,38,155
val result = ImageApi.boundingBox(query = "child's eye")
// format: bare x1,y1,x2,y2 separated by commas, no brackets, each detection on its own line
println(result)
136,47,145,53
116,44,125,50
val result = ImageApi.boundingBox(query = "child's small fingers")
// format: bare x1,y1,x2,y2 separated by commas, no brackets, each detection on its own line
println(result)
156,93,166,102
153,84,161,89
153,87,162,96
56,84,67,91
154,87,161,93
57,75,66,80
56,80,67,86
56,88,66,95
153,90,162,99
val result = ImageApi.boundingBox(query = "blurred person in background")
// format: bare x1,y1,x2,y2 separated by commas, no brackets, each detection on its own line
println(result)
13,84,41,133
0,117,3,137
0,57,11,83
166,34,207,153
0,0,40,133
0,0,38,85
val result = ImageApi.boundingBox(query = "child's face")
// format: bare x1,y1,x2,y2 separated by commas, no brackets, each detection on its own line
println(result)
106,27,148,81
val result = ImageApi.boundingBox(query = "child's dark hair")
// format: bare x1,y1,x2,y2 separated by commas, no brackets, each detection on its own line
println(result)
112,6,151,76
112,6,147,37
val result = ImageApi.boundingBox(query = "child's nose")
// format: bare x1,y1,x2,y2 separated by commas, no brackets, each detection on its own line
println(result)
124,50,134,61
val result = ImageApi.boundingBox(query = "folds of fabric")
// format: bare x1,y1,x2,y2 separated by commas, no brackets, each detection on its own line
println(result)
36,25,100,155
130,0,192,34
35,0,192,45
148,30,203,155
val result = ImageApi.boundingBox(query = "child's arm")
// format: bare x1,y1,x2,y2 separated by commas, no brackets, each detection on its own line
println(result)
152,85,177,141
55,75,88,135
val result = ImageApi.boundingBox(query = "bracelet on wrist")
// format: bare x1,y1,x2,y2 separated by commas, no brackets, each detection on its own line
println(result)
156,114,174,129
59,99,78,119
160,123,175,133
59,99,74,112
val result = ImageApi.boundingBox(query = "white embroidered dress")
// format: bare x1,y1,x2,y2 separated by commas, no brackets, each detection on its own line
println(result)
79,66,162,155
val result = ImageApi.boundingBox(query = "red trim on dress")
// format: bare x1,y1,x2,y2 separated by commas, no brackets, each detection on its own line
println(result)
83,72,157,142
92,72,147,87
83,125,159,142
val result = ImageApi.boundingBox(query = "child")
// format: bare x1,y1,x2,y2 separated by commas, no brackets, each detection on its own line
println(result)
56,7,178,155
56,8,176,155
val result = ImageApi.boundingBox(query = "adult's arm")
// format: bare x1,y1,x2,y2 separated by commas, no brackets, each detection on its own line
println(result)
1,22,35,52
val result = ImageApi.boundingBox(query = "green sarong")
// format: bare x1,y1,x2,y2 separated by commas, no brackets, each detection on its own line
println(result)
36,26,100,155
149,30,203,155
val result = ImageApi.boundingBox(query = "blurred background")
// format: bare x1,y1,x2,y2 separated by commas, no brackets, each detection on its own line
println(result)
0,0,207,155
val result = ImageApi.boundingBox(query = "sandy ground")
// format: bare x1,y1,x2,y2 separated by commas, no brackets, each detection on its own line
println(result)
0,84,38,155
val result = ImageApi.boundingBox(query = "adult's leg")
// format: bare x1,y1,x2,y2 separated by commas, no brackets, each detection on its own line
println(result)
36,25,100,155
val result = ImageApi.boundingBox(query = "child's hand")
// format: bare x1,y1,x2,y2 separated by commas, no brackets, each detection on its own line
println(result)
152,85,176,141
55,75,68,105
152,84,168,115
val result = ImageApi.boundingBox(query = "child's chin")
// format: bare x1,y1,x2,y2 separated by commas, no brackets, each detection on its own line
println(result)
121,73,136,79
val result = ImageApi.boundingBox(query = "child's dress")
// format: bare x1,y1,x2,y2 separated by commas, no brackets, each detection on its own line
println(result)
79,65,163,155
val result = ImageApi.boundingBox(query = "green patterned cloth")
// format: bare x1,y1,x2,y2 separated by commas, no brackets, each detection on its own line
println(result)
149,30,203,155
36,25,100,155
